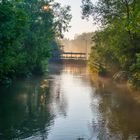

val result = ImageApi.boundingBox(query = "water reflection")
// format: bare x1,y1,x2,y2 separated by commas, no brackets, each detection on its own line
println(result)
0,77,54,140
91,76,140,139
49,79,68,117
0,61,140,140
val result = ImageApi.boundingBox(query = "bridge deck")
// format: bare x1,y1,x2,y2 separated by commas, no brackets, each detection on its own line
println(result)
62,52,86,55
51,52,88,60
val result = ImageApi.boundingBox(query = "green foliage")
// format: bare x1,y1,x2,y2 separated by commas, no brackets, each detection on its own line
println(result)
0,1,28,80
130,53,140,89
0,0,71,84
82,0,140,89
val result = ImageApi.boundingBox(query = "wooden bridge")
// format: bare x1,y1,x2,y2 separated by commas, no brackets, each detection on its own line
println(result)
50,51,89,61
61,52,88,60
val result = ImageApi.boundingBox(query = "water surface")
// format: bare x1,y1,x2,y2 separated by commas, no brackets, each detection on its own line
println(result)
0,61,140,140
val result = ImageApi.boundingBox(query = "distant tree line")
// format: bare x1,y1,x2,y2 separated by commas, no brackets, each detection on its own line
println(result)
62,32,93,53
82,0,140,89
0,0,71,84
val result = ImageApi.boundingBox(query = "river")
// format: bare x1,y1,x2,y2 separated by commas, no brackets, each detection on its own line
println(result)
0,61,140,140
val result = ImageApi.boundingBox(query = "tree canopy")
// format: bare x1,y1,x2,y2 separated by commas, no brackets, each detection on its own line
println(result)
82,0,140,89
0,0,72,84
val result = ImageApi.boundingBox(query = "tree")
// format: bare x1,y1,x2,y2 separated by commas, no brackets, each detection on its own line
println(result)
81,0,140,88
0,0,28,81
0,0,72,84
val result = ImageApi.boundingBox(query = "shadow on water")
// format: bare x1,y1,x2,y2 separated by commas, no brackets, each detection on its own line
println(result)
0,76,54,140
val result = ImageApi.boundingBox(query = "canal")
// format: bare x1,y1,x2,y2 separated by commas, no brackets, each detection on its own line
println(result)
0,61,140,140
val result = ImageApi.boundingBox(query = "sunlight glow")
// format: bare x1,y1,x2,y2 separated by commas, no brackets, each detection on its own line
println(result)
43,5,50,11
55,0,98,39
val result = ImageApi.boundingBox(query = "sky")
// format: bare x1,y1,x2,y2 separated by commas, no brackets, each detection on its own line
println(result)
55,0,98,39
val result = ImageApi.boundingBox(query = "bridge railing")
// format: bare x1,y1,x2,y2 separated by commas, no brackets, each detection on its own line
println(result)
50,52,89,60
